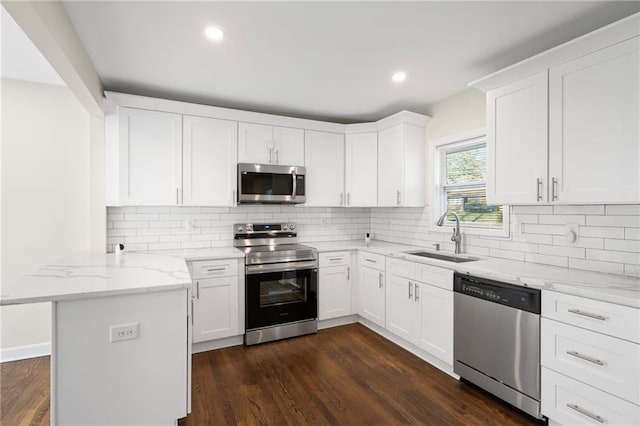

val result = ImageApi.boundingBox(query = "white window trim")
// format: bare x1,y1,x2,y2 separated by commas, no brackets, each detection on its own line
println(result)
429,128,510,238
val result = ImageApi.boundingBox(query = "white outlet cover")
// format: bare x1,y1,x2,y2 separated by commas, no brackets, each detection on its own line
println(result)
110,323,139,343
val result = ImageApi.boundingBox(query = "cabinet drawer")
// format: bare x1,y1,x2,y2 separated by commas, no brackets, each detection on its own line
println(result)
319,251,351,267
415,263,453,291
541,318,640,404
543,291,640,343
190,259,237,279
386,258,416,280
542,367,640,426
359,252,386,271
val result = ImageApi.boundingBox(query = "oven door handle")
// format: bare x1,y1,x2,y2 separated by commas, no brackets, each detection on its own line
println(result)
246,261,318,275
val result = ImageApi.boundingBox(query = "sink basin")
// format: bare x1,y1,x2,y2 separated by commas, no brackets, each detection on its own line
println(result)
403,250,479,263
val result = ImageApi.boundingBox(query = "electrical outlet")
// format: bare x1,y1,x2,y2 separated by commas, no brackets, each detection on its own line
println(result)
110,323,139,343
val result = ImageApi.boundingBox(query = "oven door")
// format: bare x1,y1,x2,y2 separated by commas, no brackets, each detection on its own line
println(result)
245,261,317,330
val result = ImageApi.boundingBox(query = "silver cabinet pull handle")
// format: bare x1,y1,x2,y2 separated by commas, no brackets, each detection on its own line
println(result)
536,178,542,201
328,257,343,261
396,190,401,205
207,267,227,272
268,146,273,163
365,259,376,263
347,266,350,280
196,280,200,299
566,404,604,423
408,281,412,299
566,350,605,366
415,283,419,302
232,189,236,205
340,192,344,206
568,308,606,321
191,299,194,325
275,147,279,164
552,176,558,201
378,272,383,288
347,192,351,206
176,187,179,205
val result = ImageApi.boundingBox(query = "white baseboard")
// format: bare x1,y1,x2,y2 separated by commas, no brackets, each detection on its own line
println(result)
318,314,358,330
192,335,243,353
0,342,51,363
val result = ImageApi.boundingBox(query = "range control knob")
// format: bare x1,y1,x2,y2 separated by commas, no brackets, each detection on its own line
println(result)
281,224,288,231
289,224,295,230
236,225,244,232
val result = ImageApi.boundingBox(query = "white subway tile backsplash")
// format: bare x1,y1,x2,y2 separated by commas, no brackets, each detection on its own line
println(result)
587,215,640,228
553,205,605,215
108,204,639,278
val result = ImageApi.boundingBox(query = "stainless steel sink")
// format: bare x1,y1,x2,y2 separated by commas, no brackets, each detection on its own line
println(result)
403,250,479,263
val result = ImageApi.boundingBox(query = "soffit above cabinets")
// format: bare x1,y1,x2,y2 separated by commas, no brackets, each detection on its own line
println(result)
63,1,639,123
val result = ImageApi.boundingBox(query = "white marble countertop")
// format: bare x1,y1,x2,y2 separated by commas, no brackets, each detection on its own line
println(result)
0,252,192,305
147,247,245,262
307,240,640,309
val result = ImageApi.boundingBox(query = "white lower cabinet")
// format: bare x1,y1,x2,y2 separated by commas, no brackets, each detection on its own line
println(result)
359,252,386,327
191,259,242,343
541,291,640,425
318,251,353,320
385,258,454,365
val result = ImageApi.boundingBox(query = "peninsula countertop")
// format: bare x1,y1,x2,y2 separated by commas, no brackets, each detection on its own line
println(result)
0,252,192,305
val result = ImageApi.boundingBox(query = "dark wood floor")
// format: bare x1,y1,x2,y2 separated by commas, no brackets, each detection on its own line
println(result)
2,323,538,425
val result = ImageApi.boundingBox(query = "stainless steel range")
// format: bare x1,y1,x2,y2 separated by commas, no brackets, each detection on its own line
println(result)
234,223,318,345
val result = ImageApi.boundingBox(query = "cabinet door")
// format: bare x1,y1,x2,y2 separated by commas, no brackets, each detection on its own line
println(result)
549,38,640,203
238,122,272,164
401,124,426,207
193,276,239,343
385,274,417,341
304,130,345,206
486,71,548,204
319,264,352,320
359,267,385,327
415,283,453,365
183,116,237,206
345,132,377,206
118,107,182,205
378,125,404,206
273,126,305,165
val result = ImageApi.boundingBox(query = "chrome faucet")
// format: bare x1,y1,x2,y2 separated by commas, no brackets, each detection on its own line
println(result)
436,210,462,254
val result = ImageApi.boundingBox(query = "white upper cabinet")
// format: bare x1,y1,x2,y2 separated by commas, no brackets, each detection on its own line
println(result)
118,107,183,205
486,72,548,204
473,15,640,204
345,132,378,206
378,124,426,207
238,122,304,165
549,37,640,203
182,116,238,206
304,130,345,206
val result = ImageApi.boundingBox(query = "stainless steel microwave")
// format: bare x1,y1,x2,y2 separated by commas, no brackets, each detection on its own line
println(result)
237,163,306,204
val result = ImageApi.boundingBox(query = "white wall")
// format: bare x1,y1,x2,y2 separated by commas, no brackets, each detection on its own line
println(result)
0,78,91,357
426,88,486,141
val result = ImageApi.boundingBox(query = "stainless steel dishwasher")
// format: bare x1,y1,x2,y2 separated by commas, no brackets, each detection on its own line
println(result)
453,272,543,419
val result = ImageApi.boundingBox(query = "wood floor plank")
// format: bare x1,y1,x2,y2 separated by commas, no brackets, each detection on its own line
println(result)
1,324,539,425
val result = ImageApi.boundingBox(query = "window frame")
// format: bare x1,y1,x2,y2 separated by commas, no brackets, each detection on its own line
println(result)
429,128,510,238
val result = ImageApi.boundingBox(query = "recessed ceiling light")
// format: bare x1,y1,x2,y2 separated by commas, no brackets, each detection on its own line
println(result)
392,71,407,83
205,26,224,42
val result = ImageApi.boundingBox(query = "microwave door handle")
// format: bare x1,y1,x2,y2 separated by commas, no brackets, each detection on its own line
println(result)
292,172,297,199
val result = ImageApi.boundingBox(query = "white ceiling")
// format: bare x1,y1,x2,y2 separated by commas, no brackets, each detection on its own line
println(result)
1,5,64,86
63,1,639,123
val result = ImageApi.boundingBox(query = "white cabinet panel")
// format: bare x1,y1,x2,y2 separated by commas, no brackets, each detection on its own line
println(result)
359,252,386,271
385,274,417,341
238,123,304,165
304,130,345,206
486,71,548,204
359,265,385,327
415,283,453,364
118,107,182,205
319,251,351,268
273,126,305,165
542,367,640,426
378,124,426,207
183,116,237,206
345,132,377,206
192,276,240,343
319,264,352,320
549,37,640,203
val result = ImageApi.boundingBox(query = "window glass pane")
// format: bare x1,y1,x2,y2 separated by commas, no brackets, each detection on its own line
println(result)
444,186,503,225
445,144,486,185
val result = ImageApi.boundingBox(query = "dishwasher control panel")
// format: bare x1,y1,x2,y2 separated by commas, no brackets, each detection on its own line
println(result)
453,273,541,314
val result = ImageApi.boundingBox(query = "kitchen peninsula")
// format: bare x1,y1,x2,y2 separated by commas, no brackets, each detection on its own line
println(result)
0,252,192,425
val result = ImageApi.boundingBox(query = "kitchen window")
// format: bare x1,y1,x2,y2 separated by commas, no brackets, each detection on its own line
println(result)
431,129,509,237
